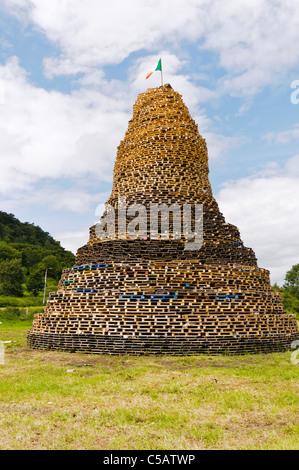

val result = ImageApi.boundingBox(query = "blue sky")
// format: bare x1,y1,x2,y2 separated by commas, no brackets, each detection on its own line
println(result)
0,0,298,284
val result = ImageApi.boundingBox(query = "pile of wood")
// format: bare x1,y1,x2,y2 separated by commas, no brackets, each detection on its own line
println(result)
27,84,299,355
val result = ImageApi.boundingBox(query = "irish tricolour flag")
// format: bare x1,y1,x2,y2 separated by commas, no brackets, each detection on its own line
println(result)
146,59,162,79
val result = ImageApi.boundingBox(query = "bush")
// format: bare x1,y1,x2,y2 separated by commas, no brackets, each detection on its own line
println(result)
0,259,25,297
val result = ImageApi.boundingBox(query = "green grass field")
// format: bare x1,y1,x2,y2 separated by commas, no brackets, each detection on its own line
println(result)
0,319,298,450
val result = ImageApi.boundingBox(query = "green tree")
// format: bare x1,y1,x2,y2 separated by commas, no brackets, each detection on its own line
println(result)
0,242,21,261
281,291,299,319
27,269,44,296
0,258,25,297
20,245,46,268
0,211,75,297
283,263,299,298
40,255,61,279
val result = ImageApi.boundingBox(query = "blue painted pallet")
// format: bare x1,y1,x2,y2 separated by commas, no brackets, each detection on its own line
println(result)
75,289,94,293
72,263,109,271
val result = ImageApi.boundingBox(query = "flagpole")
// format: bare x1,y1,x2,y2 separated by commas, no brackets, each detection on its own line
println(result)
160,58,163,86
43,269,47,305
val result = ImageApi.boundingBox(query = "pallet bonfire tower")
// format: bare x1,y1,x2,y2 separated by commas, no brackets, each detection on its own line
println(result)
27,84,299,354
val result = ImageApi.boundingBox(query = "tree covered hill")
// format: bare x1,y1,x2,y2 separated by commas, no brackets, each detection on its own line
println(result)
0,211,75,297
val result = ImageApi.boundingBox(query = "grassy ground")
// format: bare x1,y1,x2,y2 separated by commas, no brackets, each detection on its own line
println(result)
0,320,298,450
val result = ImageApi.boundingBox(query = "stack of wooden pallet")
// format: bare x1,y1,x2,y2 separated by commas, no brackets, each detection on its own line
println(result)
27,84,299,355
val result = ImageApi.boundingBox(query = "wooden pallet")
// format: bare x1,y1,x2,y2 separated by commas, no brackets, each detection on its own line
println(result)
27,84,299,355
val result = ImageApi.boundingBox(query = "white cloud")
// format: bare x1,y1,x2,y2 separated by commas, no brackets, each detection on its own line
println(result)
0,57,130,194
129,52,217,109
53,230,88,254
203,0,299,95
263,124,299,144
3,0,299,96
0,54,238,203
0,181,111,217
5,0,201,77
205,132,246,160
217,156,299,285
285,155,299,176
